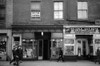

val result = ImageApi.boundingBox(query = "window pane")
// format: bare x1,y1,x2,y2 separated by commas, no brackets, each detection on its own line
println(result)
59,11,63,19
54,11,63,19
31,1,40,20
54,11,59,19
59,2,63,10
78,2,87,9
54,2,63,10
78,11,87,19
78,2,83,9
82,2,87,9
31,2,40,10
31,11,40,17
54,2,59,10
54,2,63,19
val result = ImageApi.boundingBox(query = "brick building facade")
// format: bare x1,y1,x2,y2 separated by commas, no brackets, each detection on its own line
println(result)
0,0,100,61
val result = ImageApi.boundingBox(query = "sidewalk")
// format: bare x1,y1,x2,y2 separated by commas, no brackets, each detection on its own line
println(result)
0,60,100,66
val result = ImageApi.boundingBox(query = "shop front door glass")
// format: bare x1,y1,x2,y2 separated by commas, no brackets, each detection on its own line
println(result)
77,39,88,56
38,40,43,59
51,39,63,59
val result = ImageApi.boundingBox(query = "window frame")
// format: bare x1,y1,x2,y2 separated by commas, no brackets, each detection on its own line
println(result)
54,1,64,20
77,2,88,20
30,1,41,20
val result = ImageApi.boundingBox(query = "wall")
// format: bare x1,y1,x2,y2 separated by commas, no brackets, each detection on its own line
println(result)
13,0,100,25
6,0,13,28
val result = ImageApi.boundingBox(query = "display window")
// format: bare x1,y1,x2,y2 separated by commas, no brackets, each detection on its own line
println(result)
51,39,63,59
64,38,75,55
64,45,74,55
64,39,74,44
95,39,100,44
0,36,7,55
22,39,37,59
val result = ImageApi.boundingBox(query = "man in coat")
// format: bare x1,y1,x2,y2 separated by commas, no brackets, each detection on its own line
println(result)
57,47,64,62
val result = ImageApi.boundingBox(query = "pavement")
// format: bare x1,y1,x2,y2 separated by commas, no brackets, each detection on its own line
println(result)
0,60,100,66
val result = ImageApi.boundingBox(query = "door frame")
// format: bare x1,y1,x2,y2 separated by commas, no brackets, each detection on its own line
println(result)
38,39,43,60
76,39,88,56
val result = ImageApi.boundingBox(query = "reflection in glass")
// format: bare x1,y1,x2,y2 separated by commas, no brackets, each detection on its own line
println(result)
64,46,74,55
64,39,74,44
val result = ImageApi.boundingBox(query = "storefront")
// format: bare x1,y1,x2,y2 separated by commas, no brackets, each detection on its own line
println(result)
0,30,12,61
12,25,63,60
50,33,63,59
63,25,100,60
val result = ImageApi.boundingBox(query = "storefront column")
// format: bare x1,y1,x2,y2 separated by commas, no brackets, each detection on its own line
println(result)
0,30,12,61
7,30,12,60
93,34,100,56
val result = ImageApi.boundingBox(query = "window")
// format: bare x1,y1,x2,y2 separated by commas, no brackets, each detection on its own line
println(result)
0,9,5,20
77,2,88,19
54,2,63,20
31,1,40,20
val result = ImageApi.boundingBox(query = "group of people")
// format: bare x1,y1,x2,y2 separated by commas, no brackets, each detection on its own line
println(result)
10,45,23,65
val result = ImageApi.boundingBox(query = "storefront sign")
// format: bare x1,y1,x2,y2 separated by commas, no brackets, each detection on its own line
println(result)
65,27,97,34
95,39,100,44
74,27,96,34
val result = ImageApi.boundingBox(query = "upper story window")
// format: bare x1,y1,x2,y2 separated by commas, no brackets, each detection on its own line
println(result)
31,1,41,20
77,2,88,20
0,0,5,6
54,2,63,20
0,9,5,20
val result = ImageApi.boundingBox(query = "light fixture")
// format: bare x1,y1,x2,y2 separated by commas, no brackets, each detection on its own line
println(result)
41,32,43,36
30,39,33,41
22,39,25,41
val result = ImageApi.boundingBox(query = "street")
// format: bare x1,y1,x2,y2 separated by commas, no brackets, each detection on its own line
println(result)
0,60,100,66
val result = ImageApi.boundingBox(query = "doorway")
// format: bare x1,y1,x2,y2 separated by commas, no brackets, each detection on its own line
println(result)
77,39,88,57
35,32,51,60
38,39,50,60
76,35,93,60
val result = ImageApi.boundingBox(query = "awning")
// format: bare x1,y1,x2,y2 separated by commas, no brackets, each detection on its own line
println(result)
12,25,63,32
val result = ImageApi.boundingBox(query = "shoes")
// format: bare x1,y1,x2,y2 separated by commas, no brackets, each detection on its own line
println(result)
20,61,22,63
9,62,11,64
13,63,17,65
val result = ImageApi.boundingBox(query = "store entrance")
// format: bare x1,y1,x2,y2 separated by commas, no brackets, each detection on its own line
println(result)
35,32,51,60
76,35,93,60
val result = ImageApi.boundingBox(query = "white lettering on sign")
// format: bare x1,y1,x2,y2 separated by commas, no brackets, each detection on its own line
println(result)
65,27,97,34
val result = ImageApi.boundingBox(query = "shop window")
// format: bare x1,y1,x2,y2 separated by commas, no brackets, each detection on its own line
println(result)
0,36,6,55
13,37,20,46
64,39,74,44
22,39,37,59
14,37,20,41
51,39,63,59
95,39,100,44
64,46,74,55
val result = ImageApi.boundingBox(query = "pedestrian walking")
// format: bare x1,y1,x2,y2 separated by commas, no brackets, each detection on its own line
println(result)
95,47,100,64
10,46,18,64
57,47,64,62
18,45,23,62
